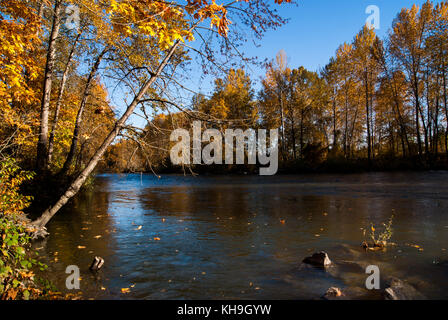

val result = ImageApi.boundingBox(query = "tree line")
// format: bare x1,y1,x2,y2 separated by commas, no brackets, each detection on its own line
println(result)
110,1,448,174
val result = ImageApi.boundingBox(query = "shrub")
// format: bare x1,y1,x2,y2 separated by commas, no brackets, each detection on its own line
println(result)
0,158,46,300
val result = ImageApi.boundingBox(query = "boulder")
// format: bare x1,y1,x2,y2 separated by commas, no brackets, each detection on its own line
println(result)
382,277,425,300
303,251,332,267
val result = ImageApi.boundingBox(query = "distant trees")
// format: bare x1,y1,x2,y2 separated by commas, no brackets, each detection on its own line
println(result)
266,1,448,165
132,1,448,171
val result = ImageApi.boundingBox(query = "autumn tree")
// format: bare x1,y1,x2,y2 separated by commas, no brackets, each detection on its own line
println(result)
29,0,293,235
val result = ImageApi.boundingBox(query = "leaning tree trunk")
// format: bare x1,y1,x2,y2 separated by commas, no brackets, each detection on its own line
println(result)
36,0,62,172
31,41,181,236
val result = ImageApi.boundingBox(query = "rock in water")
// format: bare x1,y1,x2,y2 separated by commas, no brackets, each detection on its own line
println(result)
303,251,332,267
90,256,105,271
322,287,343,300
382,277,425,300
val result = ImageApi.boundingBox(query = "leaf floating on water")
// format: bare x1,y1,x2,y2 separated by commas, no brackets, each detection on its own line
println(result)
77,246,86,249
314,234,321,237
101,287,106,291
130,284,136,288
162,218,166,222
154,237,161,241
94,235,102,239
121,288,130,294
135,226,142,231
280,219,286,224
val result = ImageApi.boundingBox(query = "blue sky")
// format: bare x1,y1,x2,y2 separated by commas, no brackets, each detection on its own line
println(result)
193,0,443,93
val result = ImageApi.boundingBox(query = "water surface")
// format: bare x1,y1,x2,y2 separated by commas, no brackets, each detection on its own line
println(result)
34,172,448,299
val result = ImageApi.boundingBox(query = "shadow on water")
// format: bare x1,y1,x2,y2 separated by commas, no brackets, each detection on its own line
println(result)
33,172,448,299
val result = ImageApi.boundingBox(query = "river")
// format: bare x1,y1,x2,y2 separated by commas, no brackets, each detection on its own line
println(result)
33,172,448,299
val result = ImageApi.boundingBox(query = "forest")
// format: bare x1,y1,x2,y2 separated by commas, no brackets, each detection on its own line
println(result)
1,0,448,300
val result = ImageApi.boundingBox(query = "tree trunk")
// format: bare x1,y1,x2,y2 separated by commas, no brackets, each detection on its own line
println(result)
48,32,81,166
60,46,109,176
442,67,448,160
365,71,372,165
332,91,337,150
32,41,181,232
36,0,62,172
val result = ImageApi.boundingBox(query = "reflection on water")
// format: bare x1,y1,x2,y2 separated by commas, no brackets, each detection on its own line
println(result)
33,172,448,299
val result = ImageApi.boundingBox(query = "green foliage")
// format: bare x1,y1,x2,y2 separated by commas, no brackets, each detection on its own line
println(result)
0,158,47,300
363,215,394,247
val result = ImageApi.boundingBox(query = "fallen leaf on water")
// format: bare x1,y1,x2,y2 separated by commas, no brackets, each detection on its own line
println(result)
162,218,166,222
136,226,142,231
101,287,106,291
77,246,86,249
154,237,161,241
130,284,136,288
94,235,102,239
121,288,130,294
314,234,321,237
280,219,286,224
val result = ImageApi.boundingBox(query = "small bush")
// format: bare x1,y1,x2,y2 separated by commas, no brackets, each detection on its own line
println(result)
362,215,394,249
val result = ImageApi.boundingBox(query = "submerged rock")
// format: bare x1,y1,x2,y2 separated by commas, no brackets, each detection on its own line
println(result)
382,277,425,300
303,251,332,267
90,256,105,271
322,287,343,300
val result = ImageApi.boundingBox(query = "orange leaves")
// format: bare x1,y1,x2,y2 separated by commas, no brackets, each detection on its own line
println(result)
0,1,41,152
106,0,291,49
121,287,130,294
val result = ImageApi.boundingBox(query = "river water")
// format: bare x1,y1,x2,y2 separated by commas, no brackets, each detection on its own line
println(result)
33,172,448,299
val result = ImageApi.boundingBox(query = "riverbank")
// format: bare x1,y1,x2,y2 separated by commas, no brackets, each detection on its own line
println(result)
101,155,448,175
